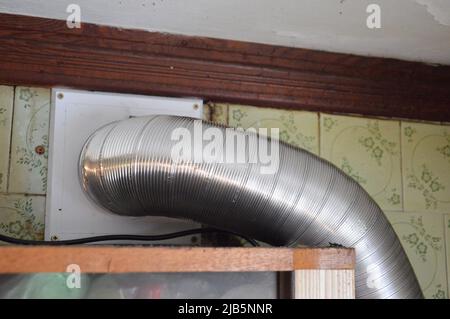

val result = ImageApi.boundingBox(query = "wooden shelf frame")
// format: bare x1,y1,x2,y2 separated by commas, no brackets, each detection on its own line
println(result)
0,246,356,299
0,246,354,274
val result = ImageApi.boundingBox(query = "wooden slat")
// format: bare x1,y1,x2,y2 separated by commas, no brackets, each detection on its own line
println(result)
0,247,354,273
294,269,355,299
0,13,449,121
293,248,355,270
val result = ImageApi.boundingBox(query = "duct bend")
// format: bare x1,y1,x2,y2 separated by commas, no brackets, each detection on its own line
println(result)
79,115,423,299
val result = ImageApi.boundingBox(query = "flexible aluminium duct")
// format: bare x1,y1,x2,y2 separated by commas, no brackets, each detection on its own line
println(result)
79,115,423,299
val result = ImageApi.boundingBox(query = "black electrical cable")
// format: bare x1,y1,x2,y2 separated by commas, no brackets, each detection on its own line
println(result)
0,228,259,247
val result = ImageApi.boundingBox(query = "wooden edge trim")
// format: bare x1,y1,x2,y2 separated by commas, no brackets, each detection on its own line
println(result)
292,248,355,270
0,246,354,273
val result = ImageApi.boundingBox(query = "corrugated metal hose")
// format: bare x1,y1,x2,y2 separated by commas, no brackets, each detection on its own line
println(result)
79,115,423,299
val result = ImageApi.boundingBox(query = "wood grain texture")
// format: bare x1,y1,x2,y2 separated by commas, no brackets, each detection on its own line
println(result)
293,248,355,270
294,269,355,299
0,246,354,273
0,13,448,121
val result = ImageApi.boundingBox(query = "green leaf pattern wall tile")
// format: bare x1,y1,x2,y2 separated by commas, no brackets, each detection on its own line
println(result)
402,122,450,212
386,212,448,299
445,215,450,299
202,102,211,121
320,114,402,211
0,86,14,193
208,103,229,126
227,104,319,155
8,87,50,195
0,194,45,241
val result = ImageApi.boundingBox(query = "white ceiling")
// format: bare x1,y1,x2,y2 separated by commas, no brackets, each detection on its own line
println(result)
1,0,450,64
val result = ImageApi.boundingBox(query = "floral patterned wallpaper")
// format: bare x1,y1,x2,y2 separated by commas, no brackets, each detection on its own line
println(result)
320,115,402,211
0,195,45,240
0,86,48,241
386,212,447,298
207,103,450,299
9,87,50,194
0,86,13,193
402,122,450,212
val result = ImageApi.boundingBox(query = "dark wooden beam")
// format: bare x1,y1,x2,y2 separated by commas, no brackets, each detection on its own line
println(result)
0,13,449,121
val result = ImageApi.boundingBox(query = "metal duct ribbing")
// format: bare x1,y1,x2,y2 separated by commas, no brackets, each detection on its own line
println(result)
79,115,423,299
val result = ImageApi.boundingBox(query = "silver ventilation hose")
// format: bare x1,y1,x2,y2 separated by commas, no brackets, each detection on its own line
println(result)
79,115,423,299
